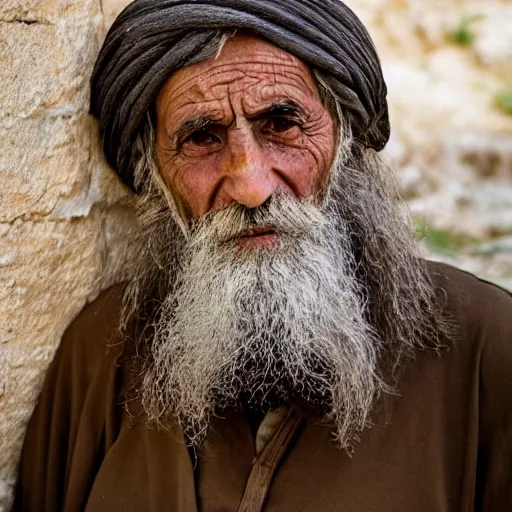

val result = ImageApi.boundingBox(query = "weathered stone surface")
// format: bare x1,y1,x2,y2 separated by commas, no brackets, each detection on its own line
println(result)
1,115,91,221
0,209,134,509
0,15,103,120
0,1,129,508
0,216,99,497
102,0,132,28
0,115,127,223
0,0,99,24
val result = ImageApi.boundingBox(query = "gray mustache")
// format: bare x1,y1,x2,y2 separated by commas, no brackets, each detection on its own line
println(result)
190,194,326,245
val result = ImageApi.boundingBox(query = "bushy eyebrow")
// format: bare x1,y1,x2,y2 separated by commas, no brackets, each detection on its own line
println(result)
248,99,306,120
174,116,215,144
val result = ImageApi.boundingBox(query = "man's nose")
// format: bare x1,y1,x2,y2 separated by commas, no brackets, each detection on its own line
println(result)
217,128,280,209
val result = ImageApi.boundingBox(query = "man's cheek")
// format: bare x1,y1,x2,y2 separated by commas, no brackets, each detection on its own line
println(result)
307,125,337,162
173,164,219,218
274,150,324,198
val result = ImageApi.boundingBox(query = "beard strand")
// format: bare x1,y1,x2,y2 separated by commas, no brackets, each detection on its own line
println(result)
122,144,449,451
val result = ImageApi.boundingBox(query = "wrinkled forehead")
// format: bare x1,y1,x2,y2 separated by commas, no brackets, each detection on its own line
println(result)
156,34,321,111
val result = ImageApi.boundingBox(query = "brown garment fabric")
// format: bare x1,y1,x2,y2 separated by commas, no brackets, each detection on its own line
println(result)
14,262,512,511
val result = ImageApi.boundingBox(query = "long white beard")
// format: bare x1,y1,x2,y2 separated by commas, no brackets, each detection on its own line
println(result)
124,142,447,452
141,191,384,449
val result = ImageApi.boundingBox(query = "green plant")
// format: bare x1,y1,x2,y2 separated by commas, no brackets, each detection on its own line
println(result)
449,15,483,47
414,216,428,240
414,217,477,256
494,88,512,116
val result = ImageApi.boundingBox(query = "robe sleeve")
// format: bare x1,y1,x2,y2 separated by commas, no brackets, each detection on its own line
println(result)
476,282,512,512
14,286,125,512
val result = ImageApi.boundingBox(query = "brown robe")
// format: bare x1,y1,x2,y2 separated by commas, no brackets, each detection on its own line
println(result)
14,262,512,511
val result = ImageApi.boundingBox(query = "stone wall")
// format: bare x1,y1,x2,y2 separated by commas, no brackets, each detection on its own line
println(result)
0,1,132,507
1,0,511,508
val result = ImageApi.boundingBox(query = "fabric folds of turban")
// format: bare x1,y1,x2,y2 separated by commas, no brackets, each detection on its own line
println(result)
90,0,390,193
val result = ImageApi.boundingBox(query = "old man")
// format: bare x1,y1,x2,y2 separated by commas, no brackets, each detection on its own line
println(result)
15,0,512,510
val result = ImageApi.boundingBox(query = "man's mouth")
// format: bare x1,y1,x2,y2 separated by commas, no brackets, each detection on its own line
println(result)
233,226,278,249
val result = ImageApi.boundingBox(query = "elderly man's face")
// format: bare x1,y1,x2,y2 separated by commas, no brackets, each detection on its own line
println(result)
154,34,336,238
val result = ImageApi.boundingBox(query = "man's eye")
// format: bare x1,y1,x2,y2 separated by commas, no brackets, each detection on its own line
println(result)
263,117,299,134
186,129,221,146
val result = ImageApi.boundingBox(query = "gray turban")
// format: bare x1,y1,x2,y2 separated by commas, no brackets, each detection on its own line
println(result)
90,0,390,193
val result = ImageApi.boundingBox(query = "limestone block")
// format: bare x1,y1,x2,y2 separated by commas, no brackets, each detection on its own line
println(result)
0,214,102,496
0,1,127,508
1,115,91,222
0,22,65,118
1,114,128,222
0,15,102,120
0,0,99,25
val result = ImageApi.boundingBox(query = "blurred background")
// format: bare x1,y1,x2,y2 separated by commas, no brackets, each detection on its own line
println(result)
1,0,511,507
350,0,512,290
